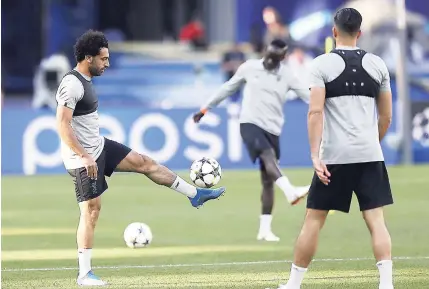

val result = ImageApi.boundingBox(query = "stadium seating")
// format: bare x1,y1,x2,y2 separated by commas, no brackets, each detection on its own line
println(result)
92,52,224,108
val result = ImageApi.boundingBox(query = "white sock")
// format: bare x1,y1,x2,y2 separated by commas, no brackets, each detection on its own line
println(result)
275,176,296,202
377,260,393,288
286,263,307,288
78,248,92,278
170,176,197,198
259,214,273,234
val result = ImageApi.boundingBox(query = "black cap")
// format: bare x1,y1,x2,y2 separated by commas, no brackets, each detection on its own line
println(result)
334,8,362,34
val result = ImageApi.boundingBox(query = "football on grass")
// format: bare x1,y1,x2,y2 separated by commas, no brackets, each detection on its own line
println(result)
123,222,153,248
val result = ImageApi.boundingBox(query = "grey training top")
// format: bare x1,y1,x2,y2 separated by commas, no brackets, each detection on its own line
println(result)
309,46,391,164
204,59,310,136
56,69,104,169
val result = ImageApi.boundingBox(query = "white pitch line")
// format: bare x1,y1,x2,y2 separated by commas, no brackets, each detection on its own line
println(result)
2,256,428,273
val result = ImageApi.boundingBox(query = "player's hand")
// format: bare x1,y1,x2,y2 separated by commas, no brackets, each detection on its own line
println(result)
193,111,205,123
312,156,330,185
82,155,98,180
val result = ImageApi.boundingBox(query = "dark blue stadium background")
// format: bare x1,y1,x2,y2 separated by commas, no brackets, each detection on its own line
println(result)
1,0,428,175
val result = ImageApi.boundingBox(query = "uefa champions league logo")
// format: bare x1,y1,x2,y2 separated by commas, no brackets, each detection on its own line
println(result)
412,107,429,147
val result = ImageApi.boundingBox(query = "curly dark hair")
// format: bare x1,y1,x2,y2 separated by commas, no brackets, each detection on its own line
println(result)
73,30,109,62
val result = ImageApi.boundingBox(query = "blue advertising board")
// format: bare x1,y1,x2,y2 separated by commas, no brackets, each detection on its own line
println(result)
3,100,428,176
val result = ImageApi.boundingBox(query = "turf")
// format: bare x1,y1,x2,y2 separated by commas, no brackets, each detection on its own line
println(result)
2,165,429,288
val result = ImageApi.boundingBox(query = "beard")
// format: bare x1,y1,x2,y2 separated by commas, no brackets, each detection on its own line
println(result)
89,65,102,77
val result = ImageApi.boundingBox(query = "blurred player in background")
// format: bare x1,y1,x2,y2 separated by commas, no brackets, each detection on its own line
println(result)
56,30,226,286
193,39,310,242
280,8,394,289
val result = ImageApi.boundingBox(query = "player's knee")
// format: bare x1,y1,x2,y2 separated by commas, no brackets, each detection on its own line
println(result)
79,199,101,226
362,208,386,232
137,154,159,175
123,151,158,174
89,207,100,223
261,178,274,192
304,209,328,229
260,166,274,192
259,149,277,164
259,150,281,178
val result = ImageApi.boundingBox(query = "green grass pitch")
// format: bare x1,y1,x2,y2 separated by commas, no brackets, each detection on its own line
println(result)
2,165,429,288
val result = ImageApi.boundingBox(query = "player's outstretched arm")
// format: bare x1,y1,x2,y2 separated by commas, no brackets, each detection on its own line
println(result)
193,62,247,123
288,74,311,104
290,87,310,104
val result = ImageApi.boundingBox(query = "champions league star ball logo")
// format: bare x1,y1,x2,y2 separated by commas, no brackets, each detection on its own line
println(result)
412,107,429,147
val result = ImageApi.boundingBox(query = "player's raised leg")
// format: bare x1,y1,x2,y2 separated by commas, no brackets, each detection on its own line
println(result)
259,149,309,205
76,196,107,286
257,163,280,241
115,150,225,208
363,208,393,289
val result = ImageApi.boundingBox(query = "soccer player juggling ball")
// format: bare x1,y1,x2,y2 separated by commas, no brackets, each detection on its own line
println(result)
56,30,226,286
194,39,311,242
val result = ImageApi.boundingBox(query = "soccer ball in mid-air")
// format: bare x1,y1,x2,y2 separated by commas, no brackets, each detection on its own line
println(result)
123,222,153,249
190,157,222,188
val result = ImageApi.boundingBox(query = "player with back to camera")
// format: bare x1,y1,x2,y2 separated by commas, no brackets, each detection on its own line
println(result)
55,30,226,287
278,8,394,289
193,39,311,242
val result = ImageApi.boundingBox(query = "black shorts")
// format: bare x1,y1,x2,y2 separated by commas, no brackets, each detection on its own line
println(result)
240,123,280,164
307,161,393,213
67,138,132,203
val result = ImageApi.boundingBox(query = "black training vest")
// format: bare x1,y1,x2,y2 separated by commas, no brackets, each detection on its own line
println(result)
325,49,380,99
63,70,98,116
